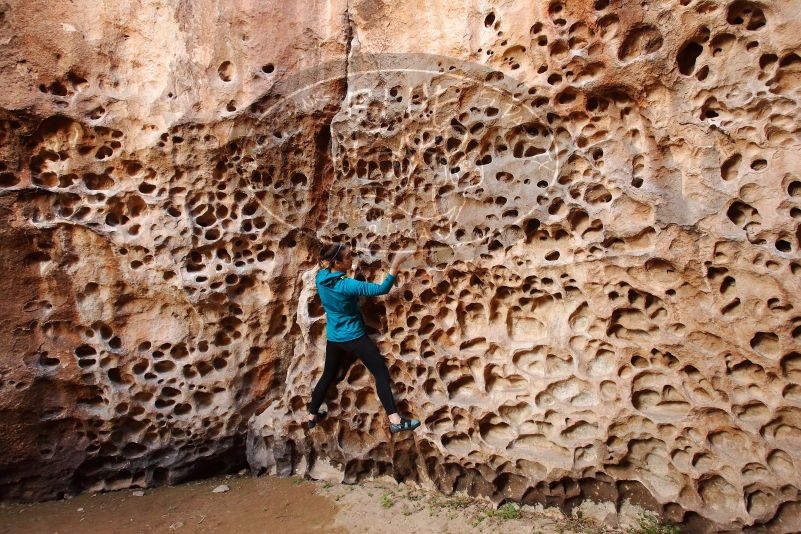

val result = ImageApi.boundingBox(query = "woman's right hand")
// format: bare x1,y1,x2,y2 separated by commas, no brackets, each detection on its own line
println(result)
389,250,414,275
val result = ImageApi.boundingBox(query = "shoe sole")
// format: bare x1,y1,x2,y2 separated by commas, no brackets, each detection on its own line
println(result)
308,412,328,429
390,424,420,434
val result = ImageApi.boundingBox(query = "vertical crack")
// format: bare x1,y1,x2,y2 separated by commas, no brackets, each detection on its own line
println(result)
325,0,354,173
343,0,353,96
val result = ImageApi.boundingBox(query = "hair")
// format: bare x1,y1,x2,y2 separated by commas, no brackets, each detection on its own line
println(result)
319,242,346,269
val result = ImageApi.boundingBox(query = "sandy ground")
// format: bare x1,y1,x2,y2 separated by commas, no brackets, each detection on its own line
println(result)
0,473,650,534
0,475,342,534
323,477,645,534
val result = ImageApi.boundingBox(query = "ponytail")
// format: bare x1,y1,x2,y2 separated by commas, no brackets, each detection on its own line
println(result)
319,242,344,269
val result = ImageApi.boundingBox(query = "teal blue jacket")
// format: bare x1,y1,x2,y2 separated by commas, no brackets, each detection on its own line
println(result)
315,268,396,342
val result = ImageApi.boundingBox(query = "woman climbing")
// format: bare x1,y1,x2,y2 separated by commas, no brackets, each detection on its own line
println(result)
308,242,421,434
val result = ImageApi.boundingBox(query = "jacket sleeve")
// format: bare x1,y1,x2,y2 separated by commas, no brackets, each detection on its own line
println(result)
336,274,396,297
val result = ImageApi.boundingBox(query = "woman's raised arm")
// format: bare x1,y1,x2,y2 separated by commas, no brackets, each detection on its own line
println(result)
336,274,396,297
336,250,414,296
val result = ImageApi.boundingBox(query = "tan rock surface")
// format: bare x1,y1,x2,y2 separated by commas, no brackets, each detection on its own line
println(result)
0,0,348,500
1,0,801,532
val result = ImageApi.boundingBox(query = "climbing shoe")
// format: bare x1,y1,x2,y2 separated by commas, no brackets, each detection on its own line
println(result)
389,417,420,434
307,411,327,429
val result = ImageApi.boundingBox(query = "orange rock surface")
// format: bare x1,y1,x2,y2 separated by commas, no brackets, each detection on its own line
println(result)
1,1,801,531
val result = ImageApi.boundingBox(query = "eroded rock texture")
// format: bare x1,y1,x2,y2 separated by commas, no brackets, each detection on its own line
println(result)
0,0,349,500
2,0,801,531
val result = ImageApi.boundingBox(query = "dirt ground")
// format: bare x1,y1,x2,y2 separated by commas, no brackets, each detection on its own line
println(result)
0,475,342,534
0,473,651,534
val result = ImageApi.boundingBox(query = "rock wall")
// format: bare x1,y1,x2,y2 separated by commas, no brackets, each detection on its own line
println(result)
0,0,349,500
2,0,801,531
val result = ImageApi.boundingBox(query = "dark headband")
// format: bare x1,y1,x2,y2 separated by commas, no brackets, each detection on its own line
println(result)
323,243,343,262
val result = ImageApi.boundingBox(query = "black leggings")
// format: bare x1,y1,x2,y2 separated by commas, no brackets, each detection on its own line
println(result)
309,335,397,416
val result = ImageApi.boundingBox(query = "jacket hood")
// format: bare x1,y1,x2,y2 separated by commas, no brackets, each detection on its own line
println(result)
317,269,346,287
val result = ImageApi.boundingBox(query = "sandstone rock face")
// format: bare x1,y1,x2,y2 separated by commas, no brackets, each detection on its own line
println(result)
2,0,801,531
0,0,349,500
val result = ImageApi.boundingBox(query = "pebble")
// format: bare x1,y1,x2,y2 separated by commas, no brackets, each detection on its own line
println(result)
132,490,145,497
76,507,84,512
212,484,230,493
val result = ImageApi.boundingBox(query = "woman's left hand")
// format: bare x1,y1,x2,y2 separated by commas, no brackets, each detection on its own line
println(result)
389,250,414,275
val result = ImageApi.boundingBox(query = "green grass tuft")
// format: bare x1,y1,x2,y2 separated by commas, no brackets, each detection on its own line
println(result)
380,492,394,508
484,502,521,520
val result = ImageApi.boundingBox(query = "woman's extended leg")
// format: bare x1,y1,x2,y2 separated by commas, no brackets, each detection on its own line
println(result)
308,341,347,419
345,335,397,415
346,335,420,433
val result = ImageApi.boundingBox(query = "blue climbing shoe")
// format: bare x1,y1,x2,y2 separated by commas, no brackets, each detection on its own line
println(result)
389,417,420,434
